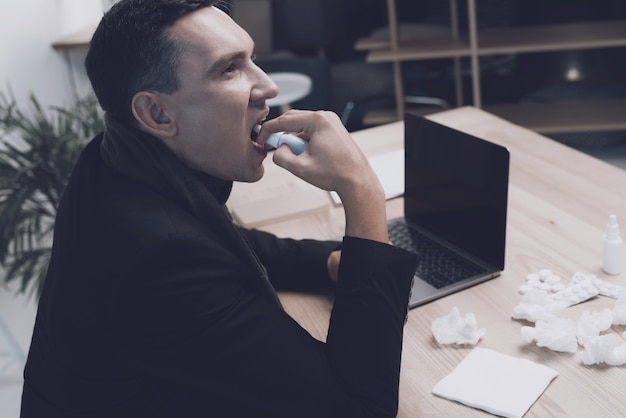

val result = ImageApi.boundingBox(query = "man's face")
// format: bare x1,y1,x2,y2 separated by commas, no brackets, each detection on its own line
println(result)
158,6,279,182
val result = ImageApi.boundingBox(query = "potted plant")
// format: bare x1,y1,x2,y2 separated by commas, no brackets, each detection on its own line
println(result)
0,93,104,298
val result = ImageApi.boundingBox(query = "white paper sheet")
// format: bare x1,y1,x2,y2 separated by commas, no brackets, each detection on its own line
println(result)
432,347,558,418
330,149,404,204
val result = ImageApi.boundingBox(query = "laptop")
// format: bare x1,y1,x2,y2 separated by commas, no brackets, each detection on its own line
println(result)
389,112,510,308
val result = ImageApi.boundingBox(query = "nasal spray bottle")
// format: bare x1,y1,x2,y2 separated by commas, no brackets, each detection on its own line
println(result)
603,214,623,275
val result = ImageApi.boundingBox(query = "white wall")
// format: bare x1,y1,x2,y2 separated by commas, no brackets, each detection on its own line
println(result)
0,0,103,110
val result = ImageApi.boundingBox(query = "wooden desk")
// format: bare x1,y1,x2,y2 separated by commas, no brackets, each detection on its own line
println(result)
230,107,626,417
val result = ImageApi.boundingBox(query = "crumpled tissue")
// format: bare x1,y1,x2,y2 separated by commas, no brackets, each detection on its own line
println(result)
580,334,626,366
520,315,578,353
432,307,486,345
511,289,565,323
432,347,559,418
576,309,613,346
612,293,626,325
514,277,626,366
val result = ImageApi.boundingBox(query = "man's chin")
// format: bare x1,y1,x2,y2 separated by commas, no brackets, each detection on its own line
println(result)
250,169,265,183
237,167,264,184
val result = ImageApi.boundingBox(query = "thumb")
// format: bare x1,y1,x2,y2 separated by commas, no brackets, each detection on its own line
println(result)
272,145,302,174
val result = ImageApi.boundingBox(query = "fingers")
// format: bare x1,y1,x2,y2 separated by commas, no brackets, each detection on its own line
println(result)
263,110,389,243
327,250,341,282
263,109,374,194
259,110,340,141
271,144,302,174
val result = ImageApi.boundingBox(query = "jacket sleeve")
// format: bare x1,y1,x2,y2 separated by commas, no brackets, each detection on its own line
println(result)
237,227,340,290
112,233,418,418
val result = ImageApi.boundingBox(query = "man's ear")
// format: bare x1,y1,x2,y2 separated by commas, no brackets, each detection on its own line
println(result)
131,91,177,137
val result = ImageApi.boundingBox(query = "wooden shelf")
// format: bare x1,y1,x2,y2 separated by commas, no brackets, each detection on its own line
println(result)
52,23,97,49
477,20,626,55
366,37,470,63
359,20,626,64
355,36,391,51
355,0,626,134
355,30,453,52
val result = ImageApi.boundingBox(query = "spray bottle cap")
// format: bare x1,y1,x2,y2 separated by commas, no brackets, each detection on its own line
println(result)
605,214,621,241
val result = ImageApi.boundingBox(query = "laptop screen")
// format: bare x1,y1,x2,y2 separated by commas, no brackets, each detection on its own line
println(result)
403,112,509,269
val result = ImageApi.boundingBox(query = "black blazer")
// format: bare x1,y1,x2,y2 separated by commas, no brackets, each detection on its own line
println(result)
21,136,418,417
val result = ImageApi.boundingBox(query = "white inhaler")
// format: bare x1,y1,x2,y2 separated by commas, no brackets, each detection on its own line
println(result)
603,214,623,275
254,125,308,155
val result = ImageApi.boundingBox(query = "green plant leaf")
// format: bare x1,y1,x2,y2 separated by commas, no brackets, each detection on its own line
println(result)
0,92,103,298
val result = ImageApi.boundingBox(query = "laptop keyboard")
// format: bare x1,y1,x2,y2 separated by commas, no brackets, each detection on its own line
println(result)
389,221,487,289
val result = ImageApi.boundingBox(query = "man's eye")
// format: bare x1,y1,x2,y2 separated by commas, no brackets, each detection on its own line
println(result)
222,64,236,75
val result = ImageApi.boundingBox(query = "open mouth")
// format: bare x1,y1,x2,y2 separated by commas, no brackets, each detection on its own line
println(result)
250,124,267,150
251,124,261,142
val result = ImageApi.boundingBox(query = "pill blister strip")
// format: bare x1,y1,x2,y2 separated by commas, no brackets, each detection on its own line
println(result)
569,273,626,299
552,280,600,308
519,270,625,307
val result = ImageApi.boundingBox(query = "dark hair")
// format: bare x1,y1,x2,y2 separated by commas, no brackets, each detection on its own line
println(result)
85,0,222,123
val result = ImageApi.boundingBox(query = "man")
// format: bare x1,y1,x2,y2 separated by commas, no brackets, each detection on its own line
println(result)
21,1,418,417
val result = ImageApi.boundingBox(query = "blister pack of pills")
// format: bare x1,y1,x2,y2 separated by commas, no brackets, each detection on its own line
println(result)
569,272,626,299
552,280,600,308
